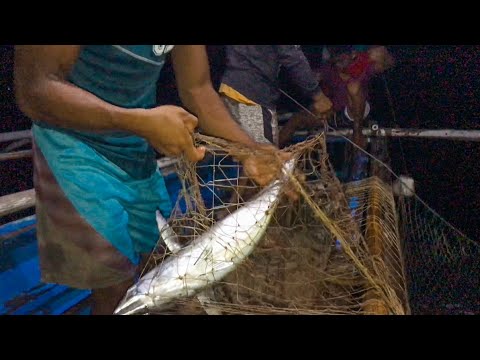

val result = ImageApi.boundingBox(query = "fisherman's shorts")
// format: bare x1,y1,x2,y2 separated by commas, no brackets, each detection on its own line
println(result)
32,125,172,289
221,95,279,146
330,101,371,127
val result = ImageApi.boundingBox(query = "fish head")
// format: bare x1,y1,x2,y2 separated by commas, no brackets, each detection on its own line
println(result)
114,285,155,315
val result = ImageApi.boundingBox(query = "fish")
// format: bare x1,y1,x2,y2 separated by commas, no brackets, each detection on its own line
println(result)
113,159,295,315
156,212,183,254
157,211,223,315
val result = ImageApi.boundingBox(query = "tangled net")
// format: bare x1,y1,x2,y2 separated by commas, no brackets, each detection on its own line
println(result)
141,132,479,315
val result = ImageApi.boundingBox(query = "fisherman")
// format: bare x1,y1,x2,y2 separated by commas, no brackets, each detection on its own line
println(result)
219,45,333,146
211,45,333,208
14,45,288,315
279,45,394,148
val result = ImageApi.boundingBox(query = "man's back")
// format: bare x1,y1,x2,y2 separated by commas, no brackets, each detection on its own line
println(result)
221,45,319,109
221,45,280,108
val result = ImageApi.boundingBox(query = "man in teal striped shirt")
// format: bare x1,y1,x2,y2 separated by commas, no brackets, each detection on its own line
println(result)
14,45,285,314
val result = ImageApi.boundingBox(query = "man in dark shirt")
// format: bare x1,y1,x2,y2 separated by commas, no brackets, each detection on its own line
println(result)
279,45,394,148
219,45,333,146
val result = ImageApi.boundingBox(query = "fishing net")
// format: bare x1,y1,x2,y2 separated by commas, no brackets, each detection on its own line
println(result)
133,130,480,315
144,128,480,315
134,132,419,315
398,195,480,314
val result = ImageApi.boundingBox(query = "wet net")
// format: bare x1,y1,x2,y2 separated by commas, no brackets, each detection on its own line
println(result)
398,194,480,314
132,131,480,315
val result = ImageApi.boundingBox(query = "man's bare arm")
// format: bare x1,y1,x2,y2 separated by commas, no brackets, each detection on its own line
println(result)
14,45,204,161
14,45,144,133
171,45,257,147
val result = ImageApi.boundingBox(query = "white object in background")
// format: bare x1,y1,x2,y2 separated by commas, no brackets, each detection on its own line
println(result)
392,176,415,197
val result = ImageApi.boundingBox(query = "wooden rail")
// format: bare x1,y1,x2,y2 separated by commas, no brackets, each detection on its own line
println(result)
0,189,36,218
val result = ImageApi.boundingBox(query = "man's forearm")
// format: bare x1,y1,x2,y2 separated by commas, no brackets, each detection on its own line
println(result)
15,76,146,136
179,85,257,147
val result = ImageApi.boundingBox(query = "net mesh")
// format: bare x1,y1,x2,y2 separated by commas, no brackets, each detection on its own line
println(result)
133,132,480,315
398,195,480,314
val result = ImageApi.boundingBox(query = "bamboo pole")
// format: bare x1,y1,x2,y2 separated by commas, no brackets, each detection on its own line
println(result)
363,180,389,314
0,189,36,217
0,223,36,244
157,157,179,168
157,157,178,176
362,137,390,315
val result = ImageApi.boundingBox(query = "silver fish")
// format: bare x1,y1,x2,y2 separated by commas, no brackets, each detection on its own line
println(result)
114,159,295,315
157,211,222,315
156,212,183,254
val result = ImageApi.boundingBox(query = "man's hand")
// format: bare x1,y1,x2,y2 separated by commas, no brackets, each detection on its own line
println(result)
368,46,394,73
242,144,305,203
136,105,206,162
312,92,333,117
238,144,291,187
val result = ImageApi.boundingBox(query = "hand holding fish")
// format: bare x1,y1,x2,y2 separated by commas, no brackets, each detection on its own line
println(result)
240,144,292,187
239,145,301,201
114,158,297,315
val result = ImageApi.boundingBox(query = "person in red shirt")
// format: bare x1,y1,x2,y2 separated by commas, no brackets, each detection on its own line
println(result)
279,45,394,148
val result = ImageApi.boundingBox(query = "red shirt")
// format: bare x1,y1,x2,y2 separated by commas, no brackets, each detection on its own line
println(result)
318,53,375,112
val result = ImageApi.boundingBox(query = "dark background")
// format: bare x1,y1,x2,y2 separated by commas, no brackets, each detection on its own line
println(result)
3,45,478,241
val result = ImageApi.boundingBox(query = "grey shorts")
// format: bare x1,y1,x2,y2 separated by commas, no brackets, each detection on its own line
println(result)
221,95,278,146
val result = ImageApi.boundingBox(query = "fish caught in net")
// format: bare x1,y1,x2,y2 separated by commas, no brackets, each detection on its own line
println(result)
114,132,479,315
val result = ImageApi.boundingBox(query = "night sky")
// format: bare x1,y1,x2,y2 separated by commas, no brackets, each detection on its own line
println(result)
369,46,480,242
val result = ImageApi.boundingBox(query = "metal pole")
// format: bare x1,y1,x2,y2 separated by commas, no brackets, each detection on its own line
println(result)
326,128,480,141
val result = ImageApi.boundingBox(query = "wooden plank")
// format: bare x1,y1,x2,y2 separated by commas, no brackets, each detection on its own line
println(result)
0,150,32,161
362,136,390,315
3,138,31,152
0,130,32,144
0,189,36,218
